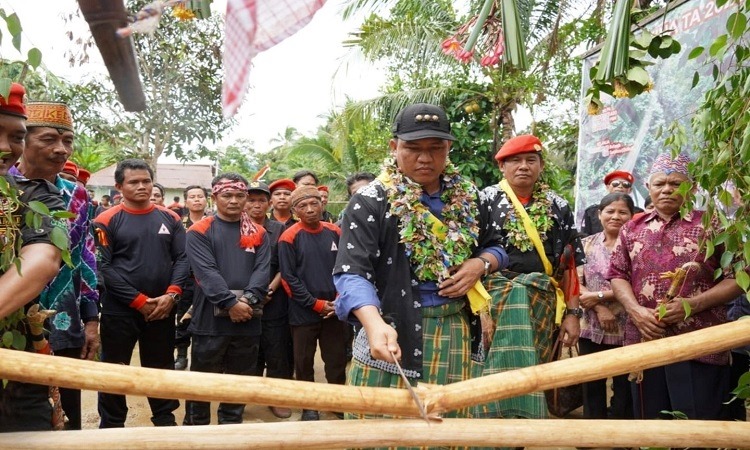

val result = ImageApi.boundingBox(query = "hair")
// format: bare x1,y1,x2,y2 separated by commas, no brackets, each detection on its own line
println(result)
346,172,376,196
211,172,248,187
292,170,319,185
598,192,635,215
152,183,165,197
114,159,153,185
643,196,653,208
183,185,208,199
101,194,111,201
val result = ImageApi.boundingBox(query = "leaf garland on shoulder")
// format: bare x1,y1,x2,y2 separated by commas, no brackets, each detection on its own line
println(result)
502,183,553,252
381,157,479,283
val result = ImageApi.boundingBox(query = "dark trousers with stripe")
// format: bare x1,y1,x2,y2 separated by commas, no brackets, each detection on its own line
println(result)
631,359,730,420
54,347,84,429
183,334,260,425
98,314,179,428
252,315,293,379
291,319,347,385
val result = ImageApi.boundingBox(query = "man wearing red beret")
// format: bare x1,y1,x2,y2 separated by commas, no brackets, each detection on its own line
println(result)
0,84,67,432
317,185,335,222
475,134,585,419
268,178,297,230
580,169,642,236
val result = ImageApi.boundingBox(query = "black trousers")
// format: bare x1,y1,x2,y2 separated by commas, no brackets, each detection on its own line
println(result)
184,334,260,425
291,319,347,385
98,314,179,428
0,380,52,432
578,338,633,419
252,315,293,379
631,359,730,420
175,278,195,349
53,347,84,429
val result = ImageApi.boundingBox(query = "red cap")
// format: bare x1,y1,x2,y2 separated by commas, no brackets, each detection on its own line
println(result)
494,135,543,162
62,160,79,178
269,178,296,193
77,168,91,185
603,170,634,185
0,83,27,118
317,185,328,193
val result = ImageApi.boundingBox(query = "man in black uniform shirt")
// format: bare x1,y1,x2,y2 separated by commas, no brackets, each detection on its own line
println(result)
0,83,66,432
246,180,294,419
183,173,270,425
93,158,189,428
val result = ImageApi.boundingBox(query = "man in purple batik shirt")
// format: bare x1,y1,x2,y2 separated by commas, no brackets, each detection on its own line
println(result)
608,152,743,421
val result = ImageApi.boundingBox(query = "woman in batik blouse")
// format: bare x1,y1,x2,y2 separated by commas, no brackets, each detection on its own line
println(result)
577,192,635,419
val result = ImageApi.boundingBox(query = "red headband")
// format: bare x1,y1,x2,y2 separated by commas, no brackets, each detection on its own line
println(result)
212,180,248,195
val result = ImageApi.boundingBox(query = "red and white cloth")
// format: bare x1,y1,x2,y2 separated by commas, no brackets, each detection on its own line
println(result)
222,0,327,117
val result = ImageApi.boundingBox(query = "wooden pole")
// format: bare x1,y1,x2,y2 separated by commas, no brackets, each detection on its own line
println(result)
1,420,748,449
0,320,748,417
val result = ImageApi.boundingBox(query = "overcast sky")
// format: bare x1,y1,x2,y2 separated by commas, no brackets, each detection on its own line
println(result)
0,0,385,159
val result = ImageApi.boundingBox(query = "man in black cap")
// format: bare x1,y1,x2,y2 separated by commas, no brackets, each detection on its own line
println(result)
333,103,506,419
246,180,294,419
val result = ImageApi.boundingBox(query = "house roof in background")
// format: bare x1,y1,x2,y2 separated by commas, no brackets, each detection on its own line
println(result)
88,163,215,190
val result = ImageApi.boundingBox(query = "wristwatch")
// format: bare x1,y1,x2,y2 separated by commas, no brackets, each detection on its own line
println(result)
169,293,181,303
477,256,492,276
564,307,584,318
597,291,604,300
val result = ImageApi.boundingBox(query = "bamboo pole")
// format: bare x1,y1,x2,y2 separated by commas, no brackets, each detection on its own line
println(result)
1,420,748,450
0,320,748,417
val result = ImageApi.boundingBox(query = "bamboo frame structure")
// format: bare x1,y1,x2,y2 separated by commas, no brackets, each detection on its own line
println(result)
1,419,749,449
1,320,749,448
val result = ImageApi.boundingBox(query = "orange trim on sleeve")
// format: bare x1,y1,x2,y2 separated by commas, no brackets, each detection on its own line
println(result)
130,293,149,310
93,204,124,227
166,285,183,295
322,221,342,236
278,223,304,245
312,299,326,313
281,278,292,297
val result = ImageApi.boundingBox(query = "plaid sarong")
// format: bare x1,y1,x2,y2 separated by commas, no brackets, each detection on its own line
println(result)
345,301,472,450
472,272,557,419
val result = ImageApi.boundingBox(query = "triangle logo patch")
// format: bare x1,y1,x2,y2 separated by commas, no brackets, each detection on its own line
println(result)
158,223,170,235
331,241,338,251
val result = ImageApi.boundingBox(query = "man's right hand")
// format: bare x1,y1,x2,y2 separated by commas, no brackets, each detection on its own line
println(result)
228,300,253,323
630,304,666,341
138,301,156,319
365,321,401,362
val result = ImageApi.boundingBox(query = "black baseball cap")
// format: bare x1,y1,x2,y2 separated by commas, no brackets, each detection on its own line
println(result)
391,103,456,142
247,181,271,197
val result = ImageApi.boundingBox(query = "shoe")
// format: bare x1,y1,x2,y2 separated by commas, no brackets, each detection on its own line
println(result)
332,412,345,419
174,356,188,371
269,406,292,419
300,409,319,421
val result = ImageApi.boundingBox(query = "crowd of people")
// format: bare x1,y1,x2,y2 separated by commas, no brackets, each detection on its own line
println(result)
0,84,747,438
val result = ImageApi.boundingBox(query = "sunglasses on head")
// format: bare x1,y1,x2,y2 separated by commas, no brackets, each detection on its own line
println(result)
610,181,632,188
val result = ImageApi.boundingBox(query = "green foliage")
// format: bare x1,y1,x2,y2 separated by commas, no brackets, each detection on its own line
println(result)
59,1,232,166
0,8,43,94
214,139,259,181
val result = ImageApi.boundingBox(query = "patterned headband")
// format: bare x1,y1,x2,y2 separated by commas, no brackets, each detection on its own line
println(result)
212,180,247,195
649,152,692,178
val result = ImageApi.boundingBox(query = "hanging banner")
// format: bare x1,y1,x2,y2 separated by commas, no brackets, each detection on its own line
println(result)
574,0,732,226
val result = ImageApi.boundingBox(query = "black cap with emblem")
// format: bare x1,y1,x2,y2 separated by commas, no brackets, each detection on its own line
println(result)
391,103,456,142
247,180,271,197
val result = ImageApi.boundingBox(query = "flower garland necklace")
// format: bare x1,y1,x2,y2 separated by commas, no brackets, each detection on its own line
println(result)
381,157,479,282
502,183,553,252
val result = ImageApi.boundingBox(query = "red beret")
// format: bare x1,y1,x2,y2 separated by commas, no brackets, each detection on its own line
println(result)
603,170,634,185
0,83,27,118
269,178,296,193
317,185,328,193
77,168,91,185
494,134,543,162
62,160,79,177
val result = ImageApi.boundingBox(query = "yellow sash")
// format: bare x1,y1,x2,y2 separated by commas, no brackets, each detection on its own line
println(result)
377,173,491,314
498,179,566,324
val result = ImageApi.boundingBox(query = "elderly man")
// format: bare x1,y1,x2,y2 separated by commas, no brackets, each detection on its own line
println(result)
476,134,584,419
334,103,506,419
9,101,100,430
608,153,742,420
581,169,642,236
0,84,66,432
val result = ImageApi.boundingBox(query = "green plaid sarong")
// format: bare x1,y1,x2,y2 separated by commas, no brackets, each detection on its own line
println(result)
345,302,472,450
472,272,557,419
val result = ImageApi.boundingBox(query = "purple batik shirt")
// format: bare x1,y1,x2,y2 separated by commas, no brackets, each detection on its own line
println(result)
607,210,730,365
